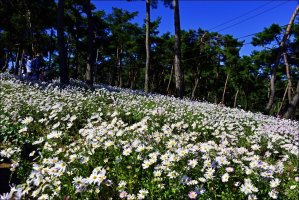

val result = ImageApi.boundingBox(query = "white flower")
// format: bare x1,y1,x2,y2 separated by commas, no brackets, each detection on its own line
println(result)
47,130,62,139
127,194,136,200
221,173,229,182
188,159,198,168
88,173,105,185
268,190,278,199
19,127,28,133
142,160,152,169
118,181,127,190
240,179,258,195
154,170,162,177
0,192,12,200
188,191,197,199
119,191,127,199
248,194,257,200
70,115,77,122
38,194,49,200
270,178,280,188
198,177,206,183
290,185,296,190
137,189,148,199
123,148,132,156
22,116,33,124
226,167,234,173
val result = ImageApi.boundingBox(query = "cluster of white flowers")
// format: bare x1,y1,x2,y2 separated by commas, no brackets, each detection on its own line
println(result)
0,76,298,199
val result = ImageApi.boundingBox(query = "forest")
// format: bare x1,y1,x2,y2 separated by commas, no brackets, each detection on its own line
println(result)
0,0,298,118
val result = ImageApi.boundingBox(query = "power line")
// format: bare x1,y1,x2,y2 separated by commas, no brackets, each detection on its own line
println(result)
181,42,252,62
215,0,291,33
236,23,290,40
208,0,275,31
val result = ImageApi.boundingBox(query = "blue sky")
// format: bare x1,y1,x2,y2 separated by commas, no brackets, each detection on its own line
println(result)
93,0,298,56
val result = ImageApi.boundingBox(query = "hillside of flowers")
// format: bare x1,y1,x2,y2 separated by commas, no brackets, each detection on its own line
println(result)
0,75,298,200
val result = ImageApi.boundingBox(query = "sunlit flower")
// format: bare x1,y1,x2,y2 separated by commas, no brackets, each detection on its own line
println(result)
188,191,197,199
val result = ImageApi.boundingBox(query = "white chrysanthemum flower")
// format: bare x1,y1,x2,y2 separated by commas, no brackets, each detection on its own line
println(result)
37,194,49,200
240,179,258,195
270,178,280,188
22,116,34,124
268,190,278,199
123,147,132,156
137,189,149,199
221,173,229,182
226,167,234,173
188,159,198,168
119,191,127,199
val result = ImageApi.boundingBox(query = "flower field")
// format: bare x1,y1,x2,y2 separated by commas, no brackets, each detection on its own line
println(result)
0,76,298,200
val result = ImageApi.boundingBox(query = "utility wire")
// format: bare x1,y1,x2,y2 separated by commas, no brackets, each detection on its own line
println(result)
236,23,290,40
215,0,291,33
208,0,275,31
181,42,252,62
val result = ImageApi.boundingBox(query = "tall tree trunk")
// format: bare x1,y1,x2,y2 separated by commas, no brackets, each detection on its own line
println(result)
85,0,95,86
243,90,248,110
10,52,14,72
283,81,299,119
48,28,54,74
266,5,299,112
118,48,123,87
57,0,69,84
234,89,239,108
277,84,288,116
173,0,183,98
131,60,137,90
14,47,20,75
144,0,151,93
167,64,174,94
110,48,119,86
221,72,230,105
19,49,25,77
74,32,79,79
283,52,292,104
26,10,34,55
94,49,99,83
2,51,8,72
191,78,199,100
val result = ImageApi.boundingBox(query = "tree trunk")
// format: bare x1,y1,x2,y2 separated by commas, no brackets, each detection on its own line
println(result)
266,5,299,112
283,81,299,119
85,0,95,87
173,0,183,98
282,52,292,104
94,49,99,83
277,84,288,116
14,47,20,75
167,64,174,94
19,49,25,77
191,78,199,100
144,0,151,93
57,0,69,84
2,51,8,72
221,72,230,105
118,48,123,87
10,52,14,72
26,10,34,55
243,90,248,110
66,36,71,70
234,89,239,108
110,48,119,86
48,28,54,75
131,62,137,90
